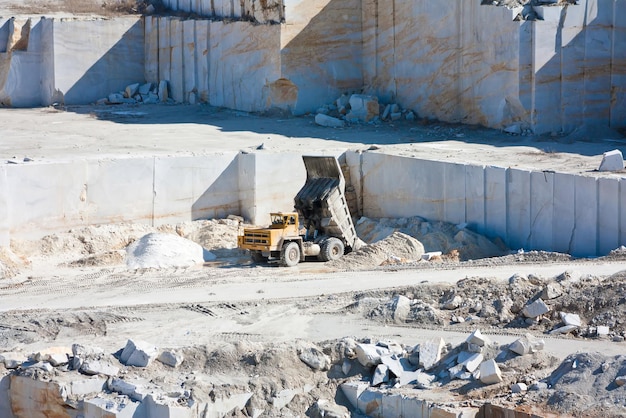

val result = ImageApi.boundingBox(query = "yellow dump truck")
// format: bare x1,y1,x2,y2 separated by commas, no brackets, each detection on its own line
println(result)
237,156,361,267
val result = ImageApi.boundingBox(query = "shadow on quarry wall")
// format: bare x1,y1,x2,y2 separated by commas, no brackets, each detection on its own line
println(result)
61,19,145,105
191,157,240,220
520,1,625,137
277,0,364,114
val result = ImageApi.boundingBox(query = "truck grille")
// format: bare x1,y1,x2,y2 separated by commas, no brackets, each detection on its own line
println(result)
243,232,270,245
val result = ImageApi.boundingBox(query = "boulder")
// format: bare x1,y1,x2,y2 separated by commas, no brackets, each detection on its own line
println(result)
372,364,389,386
459,352,483,373
310,399,350,418
381,355,414,378
466,329,490,347
521,298,549,318
315,113,345,128
598,149,624,171
80,360,119,377
124,83,140,98
508,333,545,355
0,352,27,369
391,295,411,323
299,345,331,371
479,359,503,385
138,82,152,95
72,344,104,358
419,337,444,370
354,344,390,367
560,312,582,327
120,340,158,367
157,350,184,368
346,94,379,122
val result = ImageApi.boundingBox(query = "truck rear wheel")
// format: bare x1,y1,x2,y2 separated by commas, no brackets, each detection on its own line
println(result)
320,238,344,262
280,242,300,267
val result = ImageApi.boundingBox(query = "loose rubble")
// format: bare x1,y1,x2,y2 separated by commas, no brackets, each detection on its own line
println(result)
98,81,168,106
315,93,417,127
5,329,623,417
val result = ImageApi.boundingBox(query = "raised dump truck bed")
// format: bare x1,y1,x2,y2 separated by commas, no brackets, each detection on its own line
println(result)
294,156,360,252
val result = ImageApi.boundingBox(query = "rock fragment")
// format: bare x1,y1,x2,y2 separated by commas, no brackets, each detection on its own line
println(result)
542,282,563,299
479,359,503,385
391,295,411,323
522,298,549,318
354,343,390,367
346,94,379,122
466,329,490,347
511,382,528,393
598,149,624,171
508,333,545,355
120,340,158,367
560,312,582,327
419,337,444,370
157,350,184,368
298,345,331,371
315,113,345,128
372,364,389,386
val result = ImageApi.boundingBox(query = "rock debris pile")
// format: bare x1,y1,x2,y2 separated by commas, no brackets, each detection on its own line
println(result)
328,216,506,270
314,93,417,127
98,80,173,105
354,270,626,339
2,330,625,417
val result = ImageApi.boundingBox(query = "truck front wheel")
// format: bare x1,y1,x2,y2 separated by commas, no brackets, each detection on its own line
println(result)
320,238,345,262
250,251,265,263
280,242,301,267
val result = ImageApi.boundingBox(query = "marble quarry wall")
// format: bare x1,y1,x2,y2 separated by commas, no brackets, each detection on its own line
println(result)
0,1,622,133
0,17,52,107
144,17,281,110
147,0,623,133
0,152,305,246
346,151,626,258
0,17,144,106
362,0,625,134
2,152,625,257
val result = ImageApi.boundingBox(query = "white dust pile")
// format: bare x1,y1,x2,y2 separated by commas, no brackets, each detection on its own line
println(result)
126,232,212,269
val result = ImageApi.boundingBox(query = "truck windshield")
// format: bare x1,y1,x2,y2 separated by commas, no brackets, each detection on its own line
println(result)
271,215,285,225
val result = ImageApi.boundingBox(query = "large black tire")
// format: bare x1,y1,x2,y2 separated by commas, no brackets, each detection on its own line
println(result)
280,242,301,267
250,251,265,263
320,237,345,262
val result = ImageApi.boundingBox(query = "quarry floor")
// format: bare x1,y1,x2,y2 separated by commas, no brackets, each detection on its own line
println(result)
1,104,625,177
2,104,626,417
